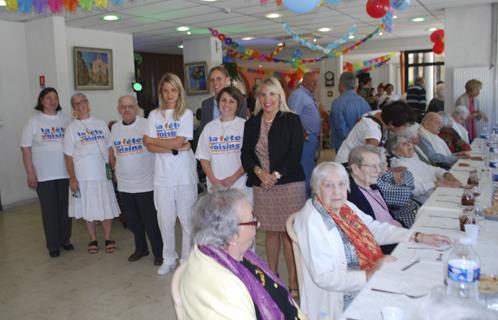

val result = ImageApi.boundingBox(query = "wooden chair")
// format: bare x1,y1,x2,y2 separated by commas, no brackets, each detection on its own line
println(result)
286,212,304,298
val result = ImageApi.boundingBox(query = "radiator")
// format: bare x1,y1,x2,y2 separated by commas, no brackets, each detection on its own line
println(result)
453,67,496,133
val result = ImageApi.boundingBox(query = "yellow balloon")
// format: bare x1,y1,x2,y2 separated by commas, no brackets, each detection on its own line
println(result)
95,0,109,8
6,0,18,11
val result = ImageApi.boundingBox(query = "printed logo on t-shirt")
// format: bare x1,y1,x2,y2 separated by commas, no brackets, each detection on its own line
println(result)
156,122,180,139
113,137,145,155
40,127,65,142
77,128,105,144
208,135,242,154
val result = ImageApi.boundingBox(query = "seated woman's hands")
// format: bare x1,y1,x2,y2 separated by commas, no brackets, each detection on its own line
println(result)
436,173,463,188
413,232,452,247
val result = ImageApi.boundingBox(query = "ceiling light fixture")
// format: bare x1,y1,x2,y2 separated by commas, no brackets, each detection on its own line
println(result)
411,17,425,23
187,31,192,35
348,34,355,40
265,13,281,19
379,32,383,36
178,44,184,49
427,27,438,32
101,15,120,21
313,38,317,43
277,42,284,46
176,26,190,32
0,0,6,6
241,37,254,41
317,27,331,32
393,15,398,19
200,0,217,2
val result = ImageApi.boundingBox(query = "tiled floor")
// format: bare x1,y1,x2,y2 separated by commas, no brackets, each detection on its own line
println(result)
0,201,286,320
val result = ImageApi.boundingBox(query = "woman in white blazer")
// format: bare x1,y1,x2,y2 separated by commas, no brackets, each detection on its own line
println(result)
293,162,450,320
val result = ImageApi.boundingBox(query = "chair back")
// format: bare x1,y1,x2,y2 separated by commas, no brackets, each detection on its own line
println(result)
286,212,304,297
171,263,187,320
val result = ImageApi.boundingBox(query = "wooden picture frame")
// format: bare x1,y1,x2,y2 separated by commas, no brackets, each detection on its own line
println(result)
74,47,113,90
184,61,209,95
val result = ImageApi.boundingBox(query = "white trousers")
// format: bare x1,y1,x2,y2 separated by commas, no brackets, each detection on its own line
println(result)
154,184,198,265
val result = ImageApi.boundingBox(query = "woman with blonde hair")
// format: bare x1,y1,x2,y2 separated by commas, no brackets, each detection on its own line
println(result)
455,79,488,140
144,73,198,275
241,77,306,298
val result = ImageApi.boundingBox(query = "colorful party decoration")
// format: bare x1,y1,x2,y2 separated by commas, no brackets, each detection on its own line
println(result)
6,0,18,11
282,22,358,54
327,0,341,4
430,29,445,54
283,0,320,14
32,0,47,13
391,0,410,11
381,9,394,33
64,0,78,11
366,0,390,19
18,0,33,13
343,53,395,74
48,0,63,12
6,0,127,12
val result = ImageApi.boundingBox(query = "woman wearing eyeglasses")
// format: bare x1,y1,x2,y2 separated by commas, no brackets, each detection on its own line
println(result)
180,189,306,320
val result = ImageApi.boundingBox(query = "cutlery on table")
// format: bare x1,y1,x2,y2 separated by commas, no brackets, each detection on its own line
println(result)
370,288,427,299
428,215,459,219
401,258,420,271
407,246,451,252
419,225,455,230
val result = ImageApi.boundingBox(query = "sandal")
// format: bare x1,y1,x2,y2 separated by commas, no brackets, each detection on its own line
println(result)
87,241,99,254
105,240,116,254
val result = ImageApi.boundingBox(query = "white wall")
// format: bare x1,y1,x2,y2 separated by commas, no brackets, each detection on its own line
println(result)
0,20,35,206
0,18,135,207
445,4,494,110
66,27,135,122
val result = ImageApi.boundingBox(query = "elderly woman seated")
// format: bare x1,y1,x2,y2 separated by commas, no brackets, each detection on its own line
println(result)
180,189,306,320
451,105,471,144
388,134,462,204
348,145,418,232
293,162,450,320
438,112,471,153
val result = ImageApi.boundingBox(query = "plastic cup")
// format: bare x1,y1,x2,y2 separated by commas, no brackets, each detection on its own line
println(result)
464,224,480,244
381,306,405,320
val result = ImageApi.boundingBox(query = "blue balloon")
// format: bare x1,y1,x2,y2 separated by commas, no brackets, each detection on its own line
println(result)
283,0,321,14
327,0,341,4
392,0,411,11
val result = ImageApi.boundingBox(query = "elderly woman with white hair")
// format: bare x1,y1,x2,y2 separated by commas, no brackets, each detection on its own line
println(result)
180,189,306,320
437,112,471,153
451,105,471,144
427,81,445,113
293,162,450,320
388,134,462,203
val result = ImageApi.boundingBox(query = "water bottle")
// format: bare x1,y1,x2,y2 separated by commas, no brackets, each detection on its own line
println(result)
446,237,480,301
479,126,489,140
489,146,498,190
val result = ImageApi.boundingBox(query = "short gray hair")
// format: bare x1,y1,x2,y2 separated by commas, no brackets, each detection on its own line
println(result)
453,105,470,118
70,92,87,107
311,162,350,195
348,145,385,168
399,123,420,139
386,134,409,156
193,189,248,248
339,72,357,91
438,112,453,128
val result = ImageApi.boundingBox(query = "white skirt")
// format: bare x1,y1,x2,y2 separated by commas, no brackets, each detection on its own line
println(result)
68,179,120,221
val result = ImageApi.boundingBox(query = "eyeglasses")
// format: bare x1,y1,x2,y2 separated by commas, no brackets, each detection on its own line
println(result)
360,163,385,171
238,216,259,227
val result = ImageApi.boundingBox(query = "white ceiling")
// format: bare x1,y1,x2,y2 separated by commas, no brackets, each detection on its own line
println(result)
0,0,496,54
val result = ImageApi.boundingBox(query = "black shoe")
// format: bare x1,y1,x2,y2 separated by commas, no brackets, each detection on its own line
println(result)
128,251,149,262
61,243,74,251
49,250,60,257
154,257,163,266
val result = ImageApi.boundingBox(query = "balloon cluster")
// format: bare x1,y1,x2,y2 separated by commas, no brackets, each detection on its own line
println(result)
430,29,445,54
282,0,320,14
366,0,410,19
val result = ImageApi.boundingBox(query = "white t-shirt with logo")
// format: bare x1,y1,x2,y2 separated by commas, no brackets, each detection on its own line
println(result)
335,111,382,164
147,108,197,187
20,111,71,182
195,117,247,191
111,117,154,193
63,117,111,181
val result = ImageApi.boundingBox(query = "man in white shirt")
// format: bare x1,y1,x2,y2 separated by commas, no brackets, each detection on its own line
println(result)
418,112,468,168
109,96,163,265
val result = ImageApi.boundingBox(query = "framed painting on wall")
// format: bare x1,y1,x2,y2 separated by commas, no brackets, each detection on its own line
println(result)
74,47,113,90
184,61,209,95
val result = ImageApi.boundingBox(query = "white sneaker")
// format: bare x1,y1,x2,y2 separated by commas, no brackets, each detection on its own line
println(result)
157,261,176,276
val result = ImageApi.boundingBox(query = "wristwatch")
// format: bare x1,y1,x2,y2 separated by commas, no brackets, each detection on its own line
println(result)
273,171,282,180
172,149,179,156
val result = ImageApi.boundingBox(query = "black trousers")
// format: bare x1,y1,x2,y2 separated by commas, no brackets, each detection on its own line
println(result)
36,179,72,251
119,191,163,258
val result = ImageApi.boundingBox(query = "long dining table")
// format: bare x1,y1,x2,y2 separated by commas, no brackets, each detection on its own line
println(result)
340,139,498,320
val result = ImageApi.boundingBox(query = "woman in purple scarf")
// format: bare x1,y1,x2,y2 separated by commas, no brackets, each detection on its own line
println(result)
180,189,306,320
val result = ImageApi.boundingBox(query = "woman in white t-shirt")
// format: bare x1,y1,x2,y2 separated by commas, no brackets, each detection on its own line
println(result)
21,87,72,258
64,93,120,255
195,86,252,201
144,73,198,275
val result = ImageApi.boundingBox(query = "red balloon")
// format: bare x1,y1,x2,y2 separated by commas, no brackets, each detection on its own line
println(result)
366,0,390,19
430,29,445,43
433,42,445,54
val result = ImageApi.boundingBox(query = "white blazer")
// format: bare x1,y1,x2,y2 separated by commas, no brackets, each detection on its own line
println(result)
293,200,411,320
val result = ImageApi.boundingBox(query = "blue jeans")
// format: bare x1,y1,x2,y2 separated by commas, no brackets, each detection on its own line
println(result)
301,133,319,198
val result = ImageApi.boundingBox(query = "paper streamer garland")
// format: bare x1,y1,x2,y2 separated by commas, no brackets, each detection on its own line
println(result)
282,22,357,54
343,53,395,74
6,0,126,12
